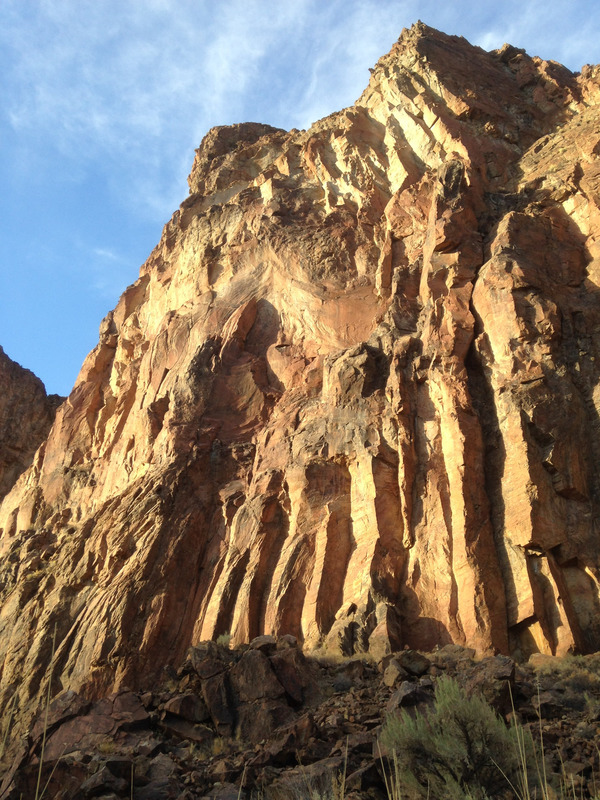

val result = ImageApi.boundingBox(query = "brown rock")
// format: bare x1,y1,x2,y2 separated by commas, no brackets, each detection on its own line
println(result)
461,655,515,713
236,699,295,745
159,713,214,744
269,647,313,705
147,752,178,781
249,634,278,655
394,650,431,677
37,691,149,762
368,604,403,660
276,634,299,650
382,658,410,687
80,766,129,797
532,690,571,718
385,681,435,716
1,753,88,800
201,784,245,800
202,673,236,737
262,713,316,765
189,642,234,679
229,649,285,702
163,693,210,723
345,760,382,793
30,689,91,741
0,346,63,503
265,757,345,799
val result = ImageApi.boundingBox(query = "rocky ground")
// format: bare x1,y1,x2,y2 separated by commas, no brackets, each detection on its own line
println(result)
1,637,599,799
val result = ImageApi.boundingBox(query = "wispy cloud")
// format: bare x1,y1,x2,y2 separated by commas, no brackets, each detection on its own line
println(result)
1,0,598,228
0,1,317,221
92,247,121,262
2,0,599,396
88,245,137,298
466,0,600,68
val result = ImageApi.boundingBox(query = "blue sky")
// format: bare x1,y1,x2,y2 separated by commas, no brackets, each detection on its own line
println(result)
1,0,599,396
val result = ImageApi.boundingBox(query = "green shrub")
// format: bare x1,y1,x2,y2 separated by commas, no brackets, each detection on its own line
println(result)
379,675,523,799
535,654,600,696
216,631,231,648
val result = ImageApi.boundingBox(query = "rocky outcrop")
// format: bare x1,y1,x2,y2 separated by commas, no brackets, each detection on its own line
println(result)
0,346,63,502
2,22,600,737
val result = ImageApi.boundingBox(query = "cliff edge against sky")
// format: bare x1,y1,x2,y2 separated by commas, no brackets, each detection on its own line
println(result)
2,22,600,732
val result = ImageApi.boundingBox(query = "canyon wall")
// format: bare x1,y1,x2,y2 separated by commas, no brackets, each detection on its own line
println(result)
2,23,600,728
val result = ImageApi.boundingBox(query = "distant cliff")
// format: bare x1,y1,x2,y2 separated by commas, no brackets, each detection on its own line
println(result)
0,346,63,502
2,22,600,734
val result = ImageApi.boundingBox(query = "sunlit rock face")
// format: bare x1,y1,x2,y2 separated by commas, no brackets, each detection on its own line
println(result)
2,22,600,728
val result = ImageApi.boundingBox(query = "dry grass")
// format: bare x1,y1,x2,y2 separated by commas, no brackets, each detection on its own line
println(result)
378,674,600,800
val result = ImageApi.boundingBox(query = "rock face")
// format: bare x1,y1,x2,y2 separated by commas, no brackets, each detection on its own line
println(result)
0,346,63,502
2,23,600,730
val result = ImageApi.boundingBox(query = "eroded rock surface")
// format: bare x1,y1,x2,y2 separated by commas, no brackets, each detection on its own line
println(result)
2,23,600,736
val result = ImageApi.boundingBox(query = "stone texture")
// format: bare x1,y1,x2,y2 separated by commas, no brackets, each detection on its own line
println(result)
1,23,600,741
3,643,600,799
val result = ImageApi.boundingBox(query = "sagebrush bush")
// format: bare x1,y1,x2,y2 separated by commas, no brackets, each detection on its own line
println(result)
379,675,523,799
215,631,232,648
535,654,600,696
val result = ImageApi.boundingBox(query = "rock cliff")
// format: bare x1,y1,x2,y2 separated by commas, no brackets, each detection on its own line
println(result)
2,22,600,731
0,346,63,503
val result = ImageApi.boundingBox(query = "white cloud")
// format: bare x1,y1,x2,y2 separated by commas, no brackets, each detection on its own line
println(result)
287,0,406,129
92,248,121,262
470,0,600,69
88,245,137,298
0,2,406,221
1,0,599,224
2,0,599,396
